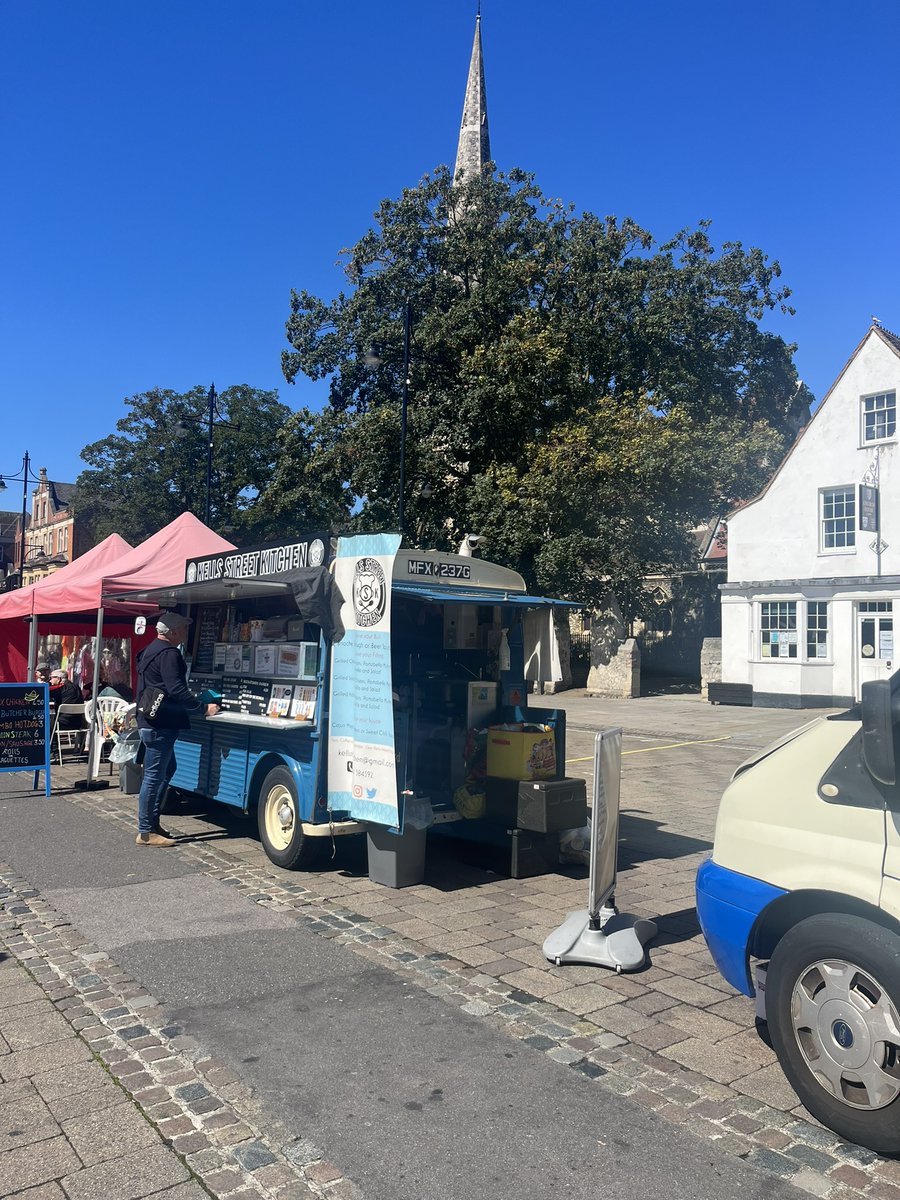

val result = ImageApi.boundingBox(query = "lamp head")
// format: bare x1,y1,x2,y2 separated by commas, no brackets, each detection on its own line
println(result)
0,477,6,492
364,343,383,369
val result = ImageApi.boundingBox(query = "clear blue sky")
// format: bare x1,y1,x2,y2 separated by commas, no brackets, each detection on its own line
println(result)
2,0,898,498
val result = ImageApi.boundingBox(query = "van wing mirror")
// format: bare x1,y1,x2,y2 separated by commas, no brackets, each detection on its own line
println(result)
861,679,896,786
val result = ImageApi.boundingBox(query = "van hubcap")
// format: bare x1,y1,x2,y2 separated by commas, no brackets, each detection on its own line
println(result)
791,958,900,1110
264,785,296,850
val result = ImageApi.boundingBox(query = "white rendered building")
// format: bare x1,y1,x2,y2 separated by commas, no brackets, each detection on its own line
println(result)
721,324,900,707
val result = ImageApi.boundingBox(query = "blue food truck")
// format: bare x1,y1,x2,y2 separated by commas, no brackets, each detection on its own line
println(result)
109,533,577,874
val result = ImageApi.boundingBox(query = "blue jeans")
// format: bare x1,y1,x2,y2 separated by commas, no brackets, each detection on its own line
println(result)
137,728,178,833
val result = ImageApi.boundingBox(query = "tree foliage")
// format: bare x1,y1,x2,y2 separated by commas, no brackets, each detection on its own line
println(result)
266,166,812,608
75,385,291,545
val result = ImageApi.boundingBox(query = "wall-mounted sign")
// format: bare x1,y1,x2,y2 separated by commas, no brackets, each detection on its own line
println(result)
860,484,879,534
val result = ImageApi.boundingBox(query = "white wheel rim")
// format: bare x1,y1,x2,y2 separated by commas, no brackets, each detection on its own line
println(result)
263,784,296,852
790,957,900,1110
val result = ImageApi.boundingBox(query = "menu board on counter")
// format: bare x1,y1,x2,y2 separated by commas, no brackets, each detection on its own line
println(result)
193,605,225,672
0,684,51,794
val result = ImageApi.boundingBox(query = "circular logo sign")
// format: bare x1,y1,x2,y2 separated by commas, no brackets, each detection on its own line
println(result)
353,557,387,627
309,539,325,567
832,1020,854,1049
186,562,197,584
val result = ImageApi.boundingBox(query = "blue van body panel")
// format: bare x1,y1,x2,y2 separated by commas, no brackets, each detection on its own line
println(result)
696,859,787,996
170,719,321,821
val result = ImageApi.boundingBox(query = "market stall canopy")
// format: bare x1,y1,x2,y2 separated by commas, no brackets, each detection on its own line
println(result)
0,513,235,619
0,532,133,620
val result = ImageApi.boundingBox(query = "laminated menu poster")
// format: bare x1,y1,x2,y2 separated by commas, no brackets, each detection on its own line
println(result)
328,533,401,827
266,684,294,718
0,683,51,795
291,686,317,721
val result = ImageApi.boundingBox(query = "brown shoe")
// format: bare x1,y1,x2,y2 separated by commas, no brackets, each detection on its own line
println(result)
136,831,175,847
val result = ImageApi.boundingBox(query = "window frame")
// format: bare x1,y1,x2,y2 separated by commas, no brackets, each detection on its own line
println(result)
860,390,897,446
755,599,831,664
759,600,798,660
819,485,857,554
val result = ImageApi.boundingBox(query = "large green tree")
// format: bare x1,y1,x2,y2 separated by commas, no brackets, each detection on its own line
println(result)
75,385,291,545
265,166,812,608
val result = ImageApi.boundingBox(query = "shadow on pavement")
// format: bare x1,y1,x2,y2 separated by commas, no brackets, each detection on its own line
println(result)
618,811,712,867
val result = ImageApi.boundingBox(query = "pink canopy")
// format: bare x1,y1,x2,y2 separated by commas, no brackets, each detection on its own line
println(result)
0,532,133,619
0,512,234,619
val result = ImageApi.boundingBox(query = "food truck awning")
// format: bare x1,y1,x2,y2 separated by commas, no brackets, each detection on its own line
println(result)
392,583,578,607
102,580,291,606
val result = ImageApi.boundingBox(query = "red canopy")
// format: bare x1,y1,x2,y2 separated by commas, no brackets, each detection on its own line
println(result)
0,532,133,620
0,512,234,618
0,514,235,684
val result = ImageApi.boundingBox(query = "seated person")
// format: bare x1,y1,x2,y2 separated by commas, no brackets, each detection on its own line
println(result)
35,663,50,684
51,670,86,724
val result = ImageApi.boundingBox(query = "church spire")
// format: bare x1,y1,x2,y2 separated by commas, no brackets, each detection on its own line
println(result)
454,12,491,182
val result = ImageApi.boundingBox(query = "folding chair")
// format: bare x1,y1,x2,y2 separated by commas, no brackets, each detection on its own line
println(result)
50,703,87,765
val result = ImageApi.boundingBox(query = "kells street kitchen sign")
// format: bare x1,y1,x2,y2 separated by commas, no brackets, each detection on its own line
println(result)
185,535,332,585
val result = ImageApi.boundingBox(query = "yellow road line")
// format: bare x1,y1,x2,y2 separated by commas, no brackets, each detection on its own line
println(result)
568,735,732,763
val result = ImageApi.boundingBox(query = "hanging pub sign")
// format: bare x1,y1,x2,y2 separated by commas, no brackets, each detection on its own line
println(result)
0,683,51,796
184,534,333,585
860,485,879,534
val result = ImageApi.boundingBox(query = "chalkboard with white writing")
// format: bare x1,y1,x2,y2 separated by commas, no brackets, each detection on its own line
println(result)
0,683,51,793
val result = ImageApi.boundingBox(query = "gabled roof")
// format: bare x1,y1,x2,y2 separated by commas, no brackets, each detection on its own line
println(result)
728,323,900,519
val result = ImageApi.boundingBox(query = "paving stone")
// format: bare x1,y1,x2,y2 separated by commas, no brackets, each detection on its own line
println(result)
5,1183,67,1199
662,1037,759,1085
0,1133,81,1192
2,1036,91,1079
0,1092,59,1154
62,1145,190,1200
730,1062,803,1111
549,983,623,1016
62,1099,160,1165
232,1139,278,1171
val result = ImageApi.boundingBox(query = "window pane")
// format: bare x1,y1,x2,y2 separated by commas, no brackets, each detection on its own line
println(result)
822,487,856,549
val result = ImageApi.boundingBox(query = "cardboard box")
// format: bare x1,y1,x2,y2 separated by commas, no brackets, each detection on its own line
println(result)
486,724,556,780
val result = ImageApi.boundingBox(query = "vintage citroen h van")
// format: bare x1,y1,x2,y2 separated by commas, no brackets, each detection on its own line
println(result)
697,671,900,1153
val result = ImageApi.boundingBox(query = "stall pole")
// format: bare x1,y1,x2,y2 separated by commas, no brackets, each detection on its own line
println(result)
84,607,105,787
26,615,38,681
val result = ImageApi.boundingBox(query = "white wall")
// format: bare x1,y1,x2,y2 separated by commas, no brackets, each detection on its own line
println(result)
728,333,899,584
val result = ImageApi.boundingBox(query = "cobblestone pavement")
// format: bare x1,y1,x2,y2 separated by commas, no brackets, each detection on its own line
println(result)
4,694,900,1199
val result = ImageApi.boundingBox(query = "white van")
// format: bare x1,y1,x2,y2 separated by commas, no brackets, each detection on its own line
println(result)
696,673,900,1153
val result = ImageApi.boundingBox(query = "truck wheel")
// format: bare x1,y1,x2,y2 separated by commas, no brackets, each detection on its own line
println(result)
767,913,900,1153
257,766,320,870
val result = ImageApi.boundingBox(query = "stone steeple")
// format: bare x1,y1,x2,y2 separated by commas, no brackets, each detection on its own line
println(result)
454,13,491,182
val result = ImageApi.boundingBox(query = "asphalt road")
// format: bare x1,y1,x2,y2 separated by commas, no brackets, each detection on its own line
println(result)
0,759,811,1200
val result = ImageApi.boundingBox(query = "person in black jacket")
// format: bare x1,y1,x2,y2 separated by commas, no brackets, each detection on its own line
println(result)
135,612,219,846
49,669,87,751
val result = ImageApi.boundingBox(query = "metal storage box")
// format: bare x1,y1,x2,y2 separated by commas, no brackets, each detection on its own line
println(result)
517,777,587,833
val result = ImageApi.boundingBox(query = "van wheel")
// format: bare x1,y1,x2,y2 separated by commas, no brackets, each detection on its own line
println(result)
257,766,320,870
767,913,900,1154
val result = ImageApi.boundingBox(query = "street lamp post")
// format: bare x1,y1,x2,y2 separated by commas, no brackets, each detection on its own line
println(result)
174,384,236,527
0,451,39,588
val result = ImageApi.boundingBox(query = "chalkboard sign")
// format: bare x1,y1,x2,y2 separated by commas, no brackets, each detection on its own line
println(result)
194,605,225,672
0,683,51,795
